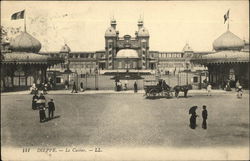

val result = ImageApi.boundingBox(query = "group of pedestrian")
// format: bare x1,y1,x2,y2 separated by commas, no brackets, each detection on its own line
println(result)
32,93,56,123
65,81,86,93
189,105,208,130
30,82,49,95
115,80,138,92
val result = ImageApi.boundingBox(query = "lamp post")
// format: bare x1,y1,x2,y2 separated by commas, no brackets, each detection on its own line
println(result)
186,63,189,85
95,66,99,90
126,57,129,73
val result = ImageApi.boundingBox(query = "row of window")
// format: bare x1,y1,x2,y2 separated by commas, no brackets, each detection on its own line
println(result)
69,63,96,68
69,53,96,59
159,63,185,68
159,53,182,58
49,53,96,59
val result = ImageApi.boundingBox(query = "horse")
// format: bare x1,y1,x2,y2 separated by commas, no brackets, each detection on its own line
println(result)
173,84,192,98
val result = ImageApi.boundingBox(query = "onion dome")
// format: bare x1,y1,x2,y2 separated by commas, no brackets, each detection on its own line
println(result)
10,32,41,53
116,49,139,58
138,27,149,37
60,44,71,53
213,30,244,51
182,43,193,52
105,27,117,37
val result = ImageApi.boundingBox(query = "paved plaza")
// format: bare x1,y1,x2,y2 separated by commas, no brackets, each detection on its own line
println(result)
1,90,249,149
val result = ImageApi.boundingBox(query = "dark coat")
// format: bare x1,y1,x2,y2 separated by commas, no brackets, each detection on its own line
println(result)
32,95,39,102
48,101,55,111
202,109,208,119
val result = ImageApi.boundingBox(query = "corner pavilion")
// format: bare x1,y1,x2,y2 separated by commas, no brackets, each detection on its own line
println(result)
0,31,63,91
193,30,249,89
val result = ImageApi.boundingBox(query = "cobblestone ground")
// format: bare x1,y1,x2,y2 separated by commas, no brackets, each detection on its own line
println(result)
1,91,249,148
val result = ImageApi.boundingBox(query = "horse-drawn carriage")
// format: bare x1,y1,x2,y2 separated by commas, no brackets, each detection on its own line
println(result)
144,79,192,98
144,79,173,98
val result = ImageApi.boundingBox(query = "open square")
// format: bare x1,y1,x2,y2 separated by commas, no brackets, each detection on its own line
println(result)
2,91,249,148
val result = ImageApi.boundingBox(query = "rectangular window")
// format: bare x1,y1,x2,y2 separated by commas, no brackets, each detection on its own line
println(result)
56,77,61,83
193,76,198,83
118,62,122,68
109,43,112,48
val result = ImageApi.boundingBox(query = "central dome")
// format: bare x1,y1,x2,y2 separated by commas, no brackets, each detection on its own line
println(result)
10,32,42,53
116,49,139,58
213,30,244,51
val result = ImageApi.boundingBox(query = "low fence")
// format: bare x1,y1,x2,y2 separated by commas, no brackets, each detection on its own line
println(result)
67,72,206,90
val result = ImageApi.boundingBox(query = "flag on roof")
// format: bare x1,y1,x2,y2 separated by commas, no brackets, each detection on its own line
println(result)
224,10,230,24
11,10,25,20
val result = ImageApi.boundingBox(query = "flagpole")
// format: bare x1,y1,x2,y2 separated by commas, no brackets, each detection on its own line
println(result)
24,9,26,32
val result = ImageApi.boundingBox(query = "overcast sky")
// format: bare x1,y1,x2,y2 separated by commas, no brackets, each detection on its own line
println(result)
1,1,249,52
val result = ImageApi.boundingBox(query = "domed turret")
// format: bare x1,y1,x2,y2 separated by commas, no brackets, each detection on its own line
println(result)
60,44,71,53
105,27,117,37
182,43,193,52
213,30,244,51
138,27,149,37
10,32,41,53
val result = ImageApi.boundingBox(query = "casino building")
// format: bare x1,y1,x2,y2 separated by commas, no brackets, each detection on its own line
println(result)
2,18,248,90
45,18,210,74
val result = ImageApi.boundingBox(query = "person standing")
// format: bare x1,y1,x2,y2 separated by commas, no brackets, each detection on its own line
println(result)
237,85,243,98
44,82,48,94
32,94,39,110
202,105,208,129
71,81,78,93
37,93,46,108
80,82,84,92
124,80,128,90
37,93,46,122
207,83,212,96
189,106,198,129
48,99,55,119
65,80,69,90
134,81,138,93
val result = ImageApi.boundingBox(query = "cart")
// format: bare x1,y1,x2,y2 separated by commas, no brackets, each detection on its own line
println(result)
144,79,173,98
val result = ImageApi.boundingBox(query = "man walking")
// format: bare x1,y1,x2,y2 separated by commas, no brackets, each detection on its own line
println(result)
48,99,55,119
202,105,208,129
71,81,78,93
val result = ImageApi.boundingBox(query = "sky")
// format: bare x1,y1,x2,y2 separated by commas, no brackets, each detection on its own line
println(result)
1,1,249,52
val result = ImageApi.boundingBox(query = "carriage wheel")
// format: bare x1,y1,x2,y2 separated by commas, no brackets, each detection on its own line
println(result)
169,91,173,97
164,91,172,98
149,89,157,97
